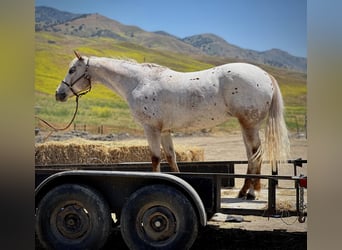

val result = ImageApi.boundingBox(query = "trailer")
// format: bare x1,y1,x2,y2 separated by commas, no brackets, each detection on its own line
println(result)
35,159,307,250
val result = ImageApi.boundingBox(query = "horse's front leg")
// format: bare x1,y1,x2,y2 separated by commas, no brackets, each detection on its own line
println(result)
144,125,162,172
161,131,180,172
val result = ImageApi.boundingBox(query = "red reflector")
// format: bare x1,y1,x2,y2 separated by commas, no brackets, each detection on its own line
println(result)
299,177,307,188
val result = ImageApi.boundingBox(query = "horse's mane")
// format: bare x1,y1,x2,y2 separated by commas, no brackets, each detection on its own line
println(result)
107,56,138,64
107,56,162,67
93,56,168,72
141,62,166,69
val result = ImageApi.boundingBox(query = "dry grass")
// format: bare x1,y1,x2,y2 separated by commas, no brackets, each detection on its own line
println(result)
35,138,204,165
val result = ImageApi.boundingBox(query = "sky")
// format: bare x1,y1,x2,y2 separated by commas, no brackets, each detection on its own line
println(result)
35,0,307,58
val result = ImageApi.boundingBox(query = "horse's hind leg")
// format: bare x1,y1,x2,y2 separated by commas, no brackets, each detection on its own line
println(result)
161,131,180,172
144,125,162,172
238,126,263,200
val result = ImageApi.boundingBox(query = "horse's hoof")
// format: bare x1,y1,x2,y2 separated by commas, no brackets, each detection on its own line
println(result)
246,193,256,200
237,192,247,199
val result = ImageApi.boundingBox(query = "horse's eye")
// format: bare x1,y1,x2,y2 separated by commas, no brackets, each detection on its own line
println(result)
69,66,76,74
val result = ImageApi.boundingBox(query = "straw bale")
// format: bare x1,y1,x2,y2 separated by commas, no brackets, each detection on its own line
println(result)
35,138,204,165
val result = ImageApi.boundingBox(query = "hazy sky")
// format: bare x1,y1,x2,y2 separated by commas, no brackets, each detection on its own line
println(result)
35,0,307,57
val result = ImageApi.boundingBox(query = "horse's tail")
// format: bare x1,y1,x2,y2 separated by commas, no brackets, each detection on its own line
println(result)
264,75,290,170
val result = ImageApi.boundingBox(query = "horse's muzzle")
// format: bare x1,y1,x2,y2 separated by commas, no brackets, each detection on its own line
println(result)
55,91,67,102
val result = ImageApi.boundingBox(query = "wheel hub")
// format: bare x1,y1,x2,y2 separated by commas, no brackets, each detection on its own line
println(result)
150,213,168,232
56,204,90,239
140,206,177,242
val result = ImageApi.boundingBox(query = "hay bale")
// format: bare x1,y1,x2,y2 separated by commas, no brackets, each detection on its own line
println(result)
35,138,204,165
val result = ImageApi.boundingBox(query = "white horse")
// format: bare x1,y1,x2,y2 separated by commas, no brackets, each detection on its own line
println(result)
55,51,290,199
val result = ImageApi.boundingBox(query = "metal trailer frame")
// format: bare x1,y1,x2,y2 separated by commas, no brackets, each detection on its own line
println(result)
35,159,307,249
35,158,307,218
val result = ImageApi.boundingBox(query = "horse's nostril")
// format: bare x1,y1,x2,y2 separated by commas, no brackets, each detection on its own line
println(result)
55,92,67,101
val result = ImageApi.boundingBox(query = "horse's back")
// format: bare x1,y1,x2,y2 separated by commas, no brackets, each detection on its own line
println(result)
217,63,272,88
131,62,275,130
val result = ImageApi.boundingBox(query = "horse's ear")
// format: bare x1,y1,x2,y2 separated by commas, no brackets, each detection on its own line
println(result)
74,50,83,60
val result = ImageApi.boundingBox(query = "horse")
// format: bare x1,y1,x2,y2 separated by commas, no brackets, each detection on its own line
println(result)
55,51,290,200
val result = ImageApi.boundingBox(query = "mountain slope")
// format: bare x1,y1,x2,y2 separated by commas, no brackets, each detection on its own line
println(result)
259,49,307,72
35,6,306,72
35,6,84,31
35,7,202,55
182,34,306,72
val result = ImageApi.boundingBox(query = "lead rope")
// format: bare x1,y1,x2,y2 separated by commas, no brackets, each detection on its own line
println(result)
35,59,91,142
35,96,81,142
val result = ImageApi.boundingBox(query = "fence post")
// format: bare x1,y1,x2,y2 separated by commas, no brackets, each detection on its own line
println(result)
305,114,307,139
268,178,277,216
295,116,299,135
271,161,278,186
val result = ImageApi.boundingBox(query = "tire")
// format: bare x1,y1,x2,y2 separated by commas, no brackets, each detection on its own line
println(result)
120,184,198,250
35,183,111,250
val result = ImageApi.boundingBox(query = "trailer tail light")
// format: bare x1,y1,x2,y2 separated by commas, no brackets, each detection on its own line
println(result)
299,177,307,188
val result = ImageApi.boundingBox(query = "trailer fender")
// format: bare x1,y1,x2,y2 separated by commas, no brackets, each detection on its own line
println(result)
35,170,207,226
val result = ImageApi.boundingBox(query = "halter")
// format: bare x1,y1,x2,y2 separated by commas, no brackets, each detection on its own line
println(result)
62,59,92,97
35,59,92,139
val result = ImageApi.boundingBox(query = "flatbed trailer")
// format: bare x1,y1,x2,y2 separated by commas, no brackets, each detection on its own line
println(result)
35,159,307,249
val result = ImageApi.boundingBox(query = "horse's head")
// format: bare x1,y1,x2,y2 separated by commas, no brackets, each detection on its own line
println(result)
55,51,91,102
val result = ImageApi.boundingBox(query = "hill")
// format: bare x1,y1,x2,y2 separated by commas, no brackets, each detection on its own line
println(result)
182,34,307,72
35,6,306,73
35,6,84,31
36,6,201,55
34,31,306,135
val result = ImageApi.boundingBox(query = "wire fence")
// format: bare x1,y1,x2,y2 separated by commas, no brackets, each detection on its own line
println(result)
36,114,307,139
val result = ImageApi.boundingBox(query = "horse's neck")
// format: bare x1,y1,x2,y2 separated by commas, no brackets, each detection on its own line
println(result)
89,57,142,101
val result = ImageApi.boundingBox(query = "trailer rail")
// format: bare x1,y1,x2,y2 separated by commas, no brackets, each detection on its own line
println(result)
36,158,307,218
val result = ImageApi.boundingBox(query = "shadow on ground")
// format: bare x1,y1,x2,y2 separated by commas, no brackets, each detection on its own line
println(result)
36,224,306,250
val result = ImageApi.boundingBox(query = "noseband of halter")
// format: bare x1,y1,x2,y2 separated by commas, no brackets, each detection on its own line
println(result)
62,59,92,97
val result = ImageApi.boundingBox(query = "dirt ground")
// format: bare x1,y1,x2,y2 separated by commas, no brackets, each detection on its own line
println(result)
172,131,307,163
178,132,307,249
35,131,308,249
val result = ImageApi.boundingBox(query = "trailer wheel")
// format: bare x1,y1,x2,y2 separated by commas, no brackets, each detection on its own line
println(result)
120,184,198,250
35,183,111,250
